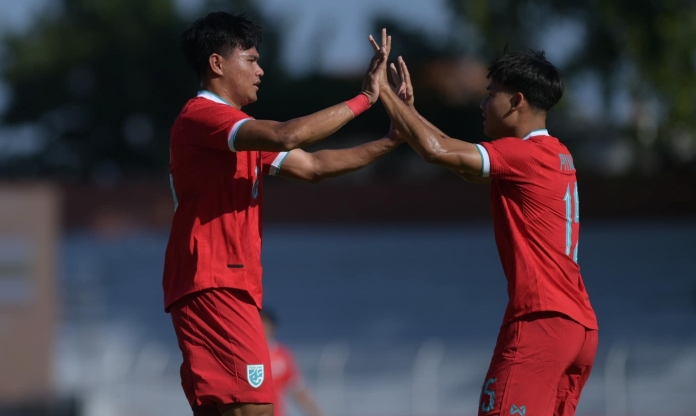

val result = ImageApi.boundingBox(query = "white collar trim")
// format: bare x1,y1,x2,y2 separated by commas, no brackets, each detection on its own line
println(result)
522,129,549,140
197,90,231,106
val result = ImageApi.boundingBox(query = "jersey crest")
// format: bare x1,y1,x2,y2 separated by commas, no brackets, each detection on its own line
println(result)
247,364,264,388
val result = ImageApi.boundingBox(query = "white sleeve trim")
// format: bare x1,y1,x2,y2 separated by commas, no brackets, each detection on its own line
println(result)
228,118,252,152
268,152,289,176
475,144,491,177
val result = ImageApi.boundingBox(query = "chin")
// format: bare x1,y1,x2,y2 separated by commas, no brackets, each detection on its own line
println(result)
243,94,258,107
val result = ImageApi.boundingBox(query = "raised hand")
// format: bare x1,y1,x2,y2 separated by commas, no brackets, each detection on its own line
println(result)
388,56,414,108
362,28,391,104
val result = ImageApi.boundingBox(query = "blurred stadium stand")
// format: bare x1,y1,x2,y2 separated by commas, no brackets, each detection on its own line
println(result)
53,224,696,416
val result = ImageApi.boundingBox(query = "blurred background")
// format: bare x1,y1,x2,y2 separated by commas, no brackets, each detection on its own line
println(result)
0,0,695,415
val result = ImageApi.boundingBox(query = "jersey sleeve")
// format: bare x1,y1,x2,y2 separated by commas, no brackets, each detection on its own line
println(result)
261,151,289,176
186,104,254,152
478,137,537,181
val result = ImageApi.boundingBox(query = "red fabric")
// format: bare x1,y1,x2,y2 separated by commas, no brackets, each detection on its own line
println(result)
170,288,275,406
164,96,282,311
481,135,598,330
269,343,304,416
345,94,371,117
478,313,598,416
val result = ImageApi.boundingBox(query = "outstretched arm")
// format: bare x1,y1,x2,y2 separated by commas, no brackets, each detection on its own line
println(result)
235,34,391,153
379,84,482,175
235,100,368,152
377,51,486,178
275,135,401,183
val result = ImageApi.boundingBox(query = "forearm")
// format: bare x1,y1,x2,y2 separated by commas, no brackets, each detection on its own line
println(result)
279,101,361,149
311,137,398,182
380,87,482,173
236,96,371,152
379,87,446,160
412,108,447,139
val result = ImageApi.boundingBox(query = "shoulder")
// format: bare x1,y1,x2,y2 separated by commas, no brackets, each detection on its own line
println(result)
495,136,524,143
185,97,253,124
530,134,561,144
196,97,252,118
480,137,532,154
532,135,571,157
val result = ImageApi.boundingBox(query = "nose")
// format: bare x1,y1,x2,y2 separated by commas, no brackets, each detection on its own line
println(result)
257,64,264,78
479,97,486,111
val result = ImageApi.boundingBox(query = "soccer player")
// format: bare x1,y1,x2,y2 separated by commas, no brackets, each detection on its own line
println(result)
164,13,398,416
261,309,326,416
370,31,599,416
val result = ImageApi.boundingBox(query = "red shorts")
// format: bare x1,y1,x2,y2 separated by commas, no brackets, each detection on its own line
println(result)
478,312,598,416
170,288,274,407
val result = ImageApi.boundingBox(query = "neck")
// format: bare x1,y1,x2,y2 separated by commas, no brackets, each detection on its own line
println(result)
510,116,547,139
201,80,242,109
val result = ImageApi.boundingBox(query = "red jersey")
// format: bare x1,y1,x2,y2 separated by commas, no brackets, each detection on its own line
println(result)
163,90,288,311
269,342,303,416
477,129,598,329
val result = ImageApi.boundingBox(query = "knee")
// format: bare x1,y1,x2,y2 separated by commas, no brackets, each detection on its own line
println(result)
247,404,273,416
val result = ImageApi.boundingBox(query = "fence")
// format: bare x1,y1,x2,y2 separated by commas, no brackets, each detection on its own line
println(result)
52,227,696,415
54,322,696,416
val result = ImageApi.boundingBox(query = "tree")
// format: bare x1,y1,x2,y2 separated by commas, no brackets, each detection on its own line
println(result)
0,0,275,179
448,0,696,169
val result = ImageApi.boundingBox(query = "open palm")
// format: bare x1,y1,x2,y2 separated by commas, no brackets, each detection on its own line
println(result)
388,57,414,107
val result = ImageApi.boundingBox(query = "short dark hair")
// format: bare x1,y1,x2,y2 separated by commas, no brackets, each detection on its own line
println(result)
487,50,563,112
181,12,263,79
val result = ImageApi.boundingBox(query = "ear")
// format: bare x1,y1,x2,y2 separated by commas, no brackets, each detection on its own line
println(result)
208,53,225,77
509,92,524,112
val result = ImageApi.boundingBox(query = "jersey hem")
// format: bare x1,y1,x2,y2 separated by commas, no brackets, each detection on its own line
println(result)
228,118,252,151
503,308,598,330
195,392,274,407
165,281,261,313
269,152,290,176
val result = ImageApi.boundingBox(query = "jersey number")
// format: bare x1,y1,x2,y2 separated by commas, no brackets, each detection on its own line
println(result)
563,182,579,262
480,378,497,413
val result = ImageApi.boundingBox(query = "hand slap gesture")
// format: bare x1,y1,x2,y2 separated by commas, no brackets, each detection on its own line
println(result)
388,57,414,108
363,28,391,97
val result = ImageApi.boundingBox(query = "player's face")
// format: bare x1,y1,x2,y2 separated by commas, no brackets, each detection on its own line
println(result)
223,47,264,107
480,80,517,138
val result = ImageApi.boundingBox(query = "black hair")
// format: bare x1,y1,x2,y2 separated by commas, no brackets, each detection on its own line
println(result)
181,12,263,79
260,308,278,327
487,50,564,112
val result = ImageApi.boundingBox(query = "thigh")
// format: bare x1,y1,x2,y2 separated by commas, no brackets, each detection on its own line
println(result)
192,403,274,416
217,403,274,416
172,289,274,407
478,314,586,416
555,329,598,416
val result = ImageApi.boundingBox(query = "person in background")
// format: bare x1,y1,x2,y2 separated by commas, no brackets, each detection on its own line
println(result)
261,309,326,416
